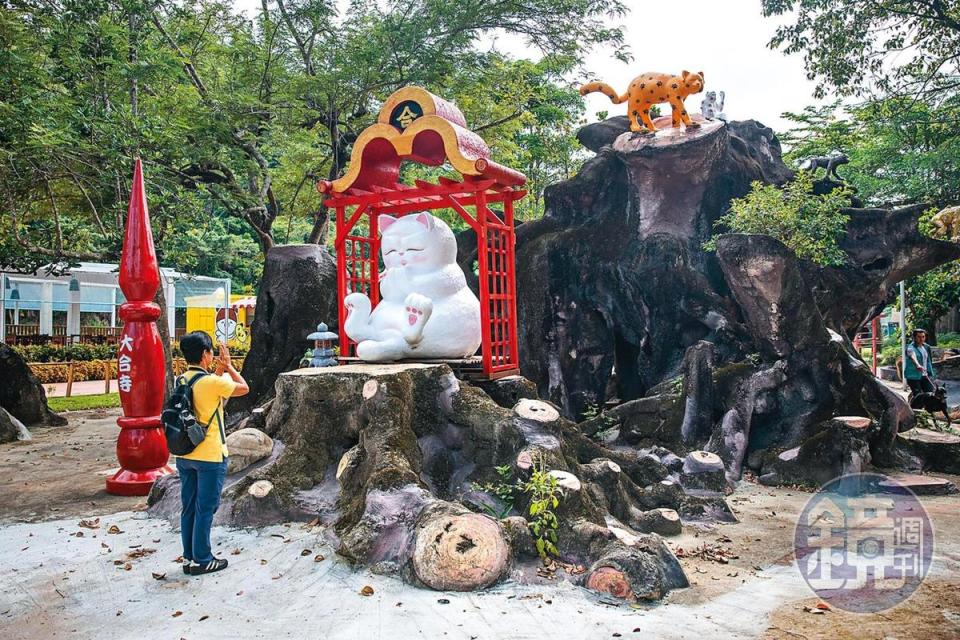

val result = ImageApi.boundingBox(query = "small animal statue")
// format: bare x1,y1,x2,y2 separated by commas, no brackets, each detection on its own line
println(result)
930,206,960,242
798,152,849,182
700,90,726,121
910,385,951,429
343,212,481,361
580,70,705,133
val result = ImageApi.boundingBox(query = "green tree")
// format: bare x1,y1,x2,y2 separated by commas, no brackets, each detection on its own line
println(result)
1,0,627,281
762,0,960,103
908,262,960,344
707,172,853,266
780,98,960,207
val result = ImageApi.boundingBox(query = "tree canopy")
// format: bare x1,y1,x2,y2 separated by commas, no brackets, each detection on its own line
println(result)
765,0,960,340
1,0,627,288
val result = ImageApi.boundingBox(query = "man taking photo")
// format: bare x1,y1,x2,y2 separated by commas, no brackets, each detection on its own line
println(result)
176,331,249,576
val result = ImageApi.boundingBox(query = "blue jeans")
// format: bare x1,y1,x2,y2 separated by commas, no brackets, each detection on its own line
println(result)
176,457,227,564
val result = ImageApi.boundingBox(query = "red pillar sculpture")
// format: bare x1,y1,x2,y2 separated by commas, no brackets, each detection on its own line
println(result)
106,159,173,496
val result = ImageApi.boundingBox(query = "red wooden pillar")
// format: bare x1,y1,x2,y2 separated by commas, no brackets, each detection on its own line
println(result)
106,159,173,496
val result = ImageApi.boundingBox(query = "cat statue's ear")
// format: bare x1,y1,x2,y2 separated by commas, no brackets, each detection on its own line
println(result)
380,215,398,232
414,212,434,229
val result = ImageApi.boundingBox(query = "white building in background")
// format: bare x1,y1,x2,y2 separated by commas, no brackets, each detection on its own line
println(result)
1,263,231,345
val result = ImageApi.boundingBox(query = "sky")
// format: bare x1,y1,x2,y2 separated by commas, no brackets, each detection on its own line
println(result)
233,0,823,132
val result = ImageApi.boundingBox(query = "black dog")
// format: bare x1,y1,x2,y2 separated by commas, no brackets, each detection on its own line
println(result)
910,385,951,428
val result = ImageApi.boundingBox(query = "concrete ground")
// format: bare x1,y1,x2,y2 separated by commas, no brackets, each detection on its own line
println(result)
2,410,960,639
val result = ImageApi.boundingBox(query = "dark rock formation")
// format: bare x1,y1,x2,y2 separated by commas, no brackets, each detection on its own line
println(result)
0,343,65,427
216,114,959,597
233,245,338,416
0,407,29,443
150,364,692,600
486,116,960,482
757,417,872,489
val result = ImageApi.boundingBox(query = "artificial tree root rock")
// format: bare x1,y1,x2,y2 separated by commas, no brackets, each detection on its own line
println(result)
412,507,509,591
147,363,717,601
631,508,682,536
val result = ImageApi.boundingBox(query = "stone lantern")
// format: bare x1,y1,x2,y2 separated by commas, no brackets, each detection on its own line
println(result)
306,322,338,367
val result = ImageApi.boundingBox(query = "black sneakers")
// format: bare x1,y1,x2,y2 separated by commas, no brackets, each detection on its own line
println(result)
188,557,228,575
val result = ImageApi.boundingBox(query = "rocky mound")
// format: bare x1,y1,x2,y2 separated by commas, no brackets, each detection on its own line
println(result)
150,364,739,600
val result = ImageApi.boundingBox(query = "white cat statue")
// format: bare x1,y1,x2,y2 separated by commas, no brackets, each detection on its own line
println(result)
700,90,727,122
343,212,482,361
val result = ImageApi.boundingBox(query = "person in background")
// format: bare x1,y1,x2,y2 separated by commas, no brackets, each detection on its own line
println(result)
904,328,936,397
177,331,249,575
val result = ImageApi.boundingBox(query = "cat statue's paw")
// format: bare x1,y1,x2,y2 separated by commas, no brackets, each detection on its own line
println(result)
344,292,372,318
402,293,434,346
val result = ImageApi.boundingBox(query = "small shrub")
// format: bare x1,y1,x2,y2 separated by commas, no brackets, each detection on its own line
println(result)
14,343,116,363
705,171,852,266
523,457,561,560
473,455,564,560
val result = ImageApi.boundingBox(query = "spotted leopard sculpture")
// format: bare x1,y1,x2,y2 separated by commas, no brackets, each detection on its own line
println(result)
580,70,705,133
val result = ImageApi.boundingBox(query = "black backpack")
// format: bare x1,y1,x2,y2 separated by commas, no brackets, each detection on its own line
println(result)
161,372,211,456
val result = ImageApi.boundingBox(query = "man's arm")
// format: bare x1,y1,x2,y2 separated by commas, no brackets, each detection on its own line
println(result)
907,345,924,373
216,343,249,397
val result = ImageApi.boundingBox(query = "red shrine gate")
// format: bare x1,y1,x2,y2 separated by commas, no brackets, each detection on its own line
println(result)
318,86,526,379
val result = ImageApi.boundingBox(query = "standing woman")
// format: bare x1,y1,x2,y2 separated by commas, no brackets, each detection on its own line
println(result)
904,328,936,397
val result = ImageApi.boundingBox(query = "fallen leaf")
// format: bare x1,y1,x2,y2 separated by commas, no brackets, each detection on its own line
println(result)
815,602,831,611
78,518,100,530
70,531,84,538
230,548,241,555
314,554,325,562
199,615,209,622
236,591,244,596
259,559,268,565
360,586,375,596
271,573,283,580
123,563,132,571
107,525,123,535
802,606,826,615
124,548,156,561
437,598,450,604
171,611,183,618
300,549,312,557
152,572,166,580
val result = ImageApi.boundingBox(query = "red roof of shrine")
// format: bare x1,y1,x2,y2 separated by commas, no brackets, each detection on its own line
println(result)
318,86,526,199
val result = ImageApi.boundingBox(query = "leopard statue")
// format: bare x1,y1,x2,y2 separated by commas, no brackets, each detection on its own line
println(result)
580,70,705,133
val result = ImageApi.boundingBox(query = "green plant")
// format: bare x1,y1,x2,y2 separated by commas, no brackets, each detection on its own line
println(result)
914,410,958,435
937,333,960,349
13,343,117,363
472,465,517,519
582,403,618,440
473,456,565,560
705,172,852,266
523,456,561,560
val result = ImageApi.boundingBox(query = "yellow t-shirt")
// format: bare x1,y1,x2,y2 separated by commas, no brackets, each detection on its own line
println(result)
178,367,237,463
